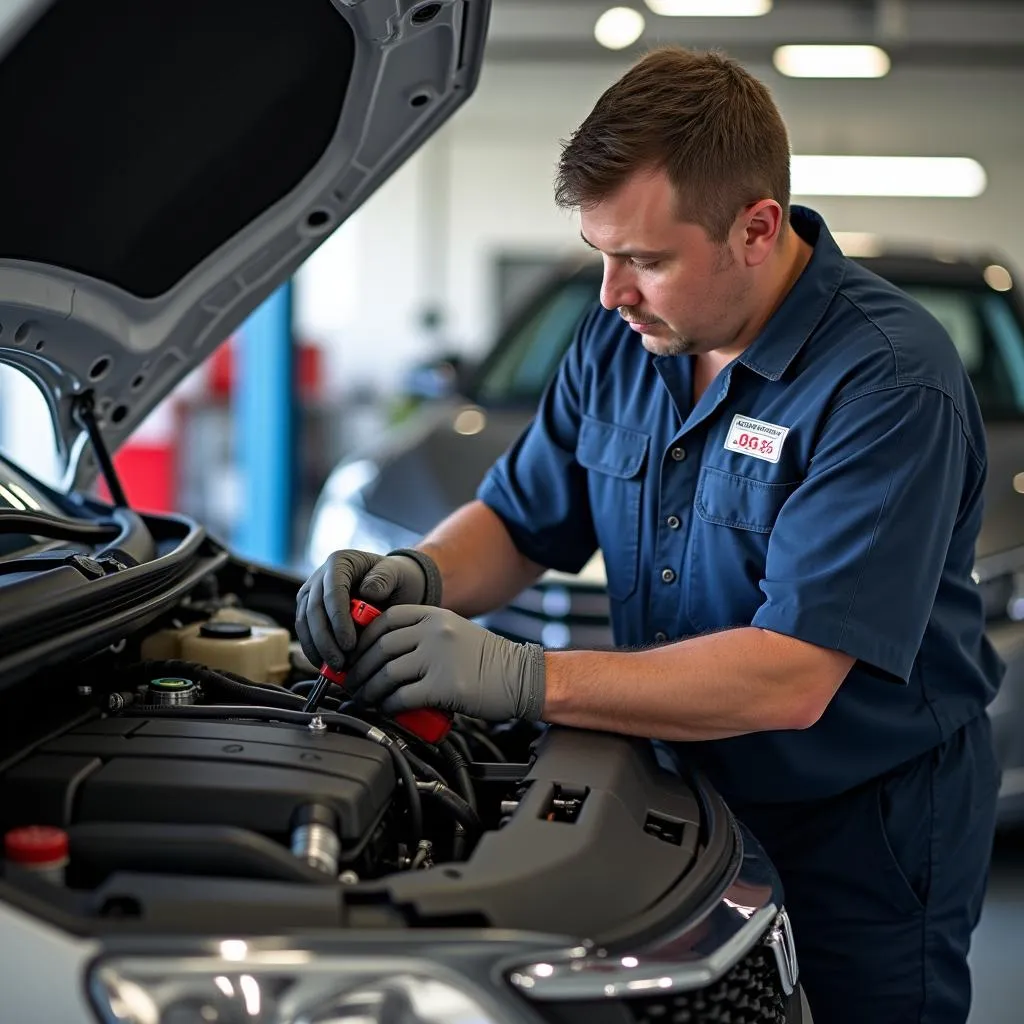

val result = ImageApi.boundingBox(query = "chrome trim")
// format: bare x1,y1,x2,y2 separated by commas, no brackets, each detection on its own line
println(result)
766,908,799,996
508,822,787,1001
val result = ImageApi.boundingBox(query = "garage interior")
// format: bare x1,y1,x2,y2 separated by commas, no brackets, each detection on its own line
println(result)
0,1,1022,1022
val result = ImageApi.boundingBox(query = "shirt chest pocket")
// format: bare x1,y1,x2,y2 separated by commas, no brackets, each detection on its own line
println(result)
576,416,649,601
687,466,798,632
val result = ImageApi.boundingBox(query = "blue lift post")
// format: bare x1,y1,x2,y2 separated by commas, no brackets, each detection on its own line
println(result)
233,282,295,567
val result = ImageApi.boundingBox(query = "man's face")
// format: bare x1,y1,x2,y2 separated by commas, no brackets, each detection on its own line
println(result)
579,168,752,357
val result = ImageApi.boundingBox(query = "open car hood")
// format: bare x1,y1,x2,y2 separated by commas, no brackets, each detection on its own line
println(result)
0,0,490,491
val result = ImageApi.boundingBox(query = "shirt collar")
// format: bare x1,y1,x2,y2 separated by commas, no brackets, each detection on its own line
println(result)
737,205,847,382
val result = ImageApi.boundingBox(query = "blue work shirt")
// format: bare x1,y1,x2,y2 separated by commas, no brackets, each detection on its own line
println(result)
477,206,1004,805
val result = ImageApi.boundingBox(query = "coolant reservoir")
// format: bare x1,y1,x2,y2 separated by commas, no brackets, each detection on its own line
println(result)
179,621,291,684
142,613,291,684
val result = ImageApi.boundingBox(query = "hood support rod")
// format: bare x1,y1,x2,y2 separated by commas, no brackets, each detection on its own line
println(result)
72,392,128,508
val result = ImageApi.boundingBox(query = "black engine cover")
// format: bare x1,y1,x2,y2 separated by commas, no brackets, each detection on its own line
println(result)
0,716,394,844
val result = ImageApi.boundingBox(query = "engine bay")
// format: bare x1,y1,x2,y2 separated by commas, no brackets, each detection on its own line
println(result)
0,562,723,942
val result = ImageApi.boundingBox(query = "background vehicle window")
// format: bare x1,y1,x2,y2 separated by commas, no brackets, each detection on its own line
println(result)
904,287,1024,418
473,277,598,406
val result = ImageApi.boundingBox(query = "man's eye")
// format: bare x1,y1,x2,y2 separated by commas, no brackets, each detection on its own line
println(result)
629,258,659,271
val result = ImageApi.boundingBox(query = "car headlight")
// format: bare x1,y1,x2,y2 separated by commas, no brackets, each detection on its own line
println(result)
305,458,416,569
92,947,512,1024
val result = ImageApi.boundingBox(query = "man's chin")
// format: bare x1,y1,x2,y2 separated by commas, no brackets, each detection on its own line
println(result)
640,332,691,357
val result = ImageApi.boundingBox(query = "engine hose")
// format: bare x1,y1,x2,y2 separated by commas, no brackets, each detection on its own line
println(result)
386,743,424,845
122,703,371,737
393,739,447,785
455,719,507,763
415,781,483,838
439,739,477,814
119,660,307,711
445,729,473,764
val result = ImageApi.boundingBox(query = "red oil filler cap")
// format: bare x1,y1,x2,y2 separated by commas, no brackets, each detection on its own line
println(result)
5,826,69,883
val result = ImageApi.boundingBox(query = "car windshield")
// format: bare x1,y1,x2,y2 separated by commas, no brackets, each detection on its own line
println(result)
903,285,1024,420
470,272,1024,420
470,273,601,406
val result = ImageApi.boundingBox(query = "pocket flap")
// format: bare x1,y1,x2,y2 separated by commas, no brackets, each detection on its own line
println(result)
695,466,797,533
576,416,649,478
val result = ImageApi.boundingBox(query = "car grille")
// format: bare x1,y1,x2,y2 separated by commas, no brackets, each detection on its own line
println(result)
524,947,789,1024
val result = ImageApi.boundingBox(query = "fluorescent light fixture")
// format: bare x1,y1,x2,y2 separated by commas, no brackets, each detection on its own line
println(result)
595,7,645,49
791,156,986,198
984,264,1013,292
645,0,771,14
774,44,890,78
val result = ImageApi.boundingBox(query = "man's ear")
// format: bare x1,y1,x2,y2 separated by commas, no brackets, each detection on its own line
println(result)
739,200,785,267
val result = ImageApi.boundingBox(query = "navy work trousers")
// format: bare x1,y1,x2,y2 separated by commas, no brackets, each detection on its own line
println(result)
733,714,1000,1024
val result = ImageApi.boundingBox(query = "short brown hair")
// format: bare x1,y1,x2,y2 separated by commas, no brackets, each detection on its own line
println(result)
555,47,791,243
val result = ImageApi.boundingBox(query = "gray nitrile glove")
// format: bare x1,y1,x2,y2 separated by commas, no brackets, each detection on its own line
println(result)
345,606,546,721
295,548,441,671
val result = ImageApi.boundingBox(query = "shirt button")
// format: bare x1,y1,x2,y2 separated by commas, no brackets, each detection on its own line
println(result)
670,447,686,462
654,631,668,643
666,515,681,529
661,568,677,584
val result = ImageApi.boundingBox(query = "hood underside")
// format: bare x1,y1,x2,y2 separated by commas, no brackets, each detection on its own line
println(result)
0,0,489,491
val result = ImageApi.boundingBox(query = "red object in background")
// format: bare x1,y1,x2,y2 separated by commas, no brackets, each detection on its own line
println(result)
95,334,322,513
95,444,176,512
207,335,323,401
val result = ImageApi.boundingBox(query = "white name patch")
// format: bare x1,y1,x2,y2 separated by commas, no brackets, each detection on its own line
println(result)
724,414,790,464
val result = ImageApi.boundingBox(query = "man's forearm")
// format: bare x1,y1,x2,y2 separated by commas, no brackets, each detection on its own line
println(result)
542,627,854,740
417,500,546,617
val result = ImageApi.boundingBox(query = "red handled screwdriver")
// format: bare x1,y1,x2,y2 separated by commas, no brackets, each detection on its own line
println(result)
303,597,452,744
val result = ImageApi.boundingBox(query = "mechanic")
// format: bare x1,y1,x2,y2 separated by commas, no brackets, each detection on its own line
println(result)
297,48,1003,1024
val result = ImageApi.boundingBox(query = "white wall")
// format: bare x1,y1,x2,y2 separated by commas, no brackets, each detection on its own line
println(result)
297,59,1024,395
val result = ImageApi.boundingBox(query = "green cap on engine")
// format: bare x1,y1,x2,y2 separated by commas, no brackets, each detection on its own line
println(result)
149,677,194,691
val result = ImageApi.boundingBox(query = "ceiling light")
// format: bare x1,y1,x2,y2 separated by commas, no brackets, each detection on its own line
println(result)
774,44,890,78
984,264,1013,292
595,7,645,49
791,156,987,198
645,0,771,14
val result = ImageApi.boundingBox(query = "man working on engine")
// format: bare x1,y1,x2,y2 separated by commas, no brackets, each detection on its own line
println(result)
296,48,1002,1024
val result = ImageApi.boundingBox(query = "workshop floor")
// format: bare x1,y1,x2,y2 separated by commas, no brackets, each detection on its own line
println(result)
969,828,1024,1024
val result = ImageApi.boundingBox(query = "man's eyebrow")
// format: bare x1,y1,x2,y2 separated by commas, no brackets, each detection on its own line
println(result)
579,231,670,259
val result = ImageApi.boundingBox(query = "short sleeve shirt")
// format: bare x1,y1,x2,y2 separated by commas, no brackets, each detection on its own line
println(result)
478,206,1004,804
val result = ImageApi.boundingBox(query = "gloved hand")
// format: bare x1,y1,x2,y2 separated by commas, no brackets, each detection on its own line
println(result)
345,605,546,721
295,548,442,670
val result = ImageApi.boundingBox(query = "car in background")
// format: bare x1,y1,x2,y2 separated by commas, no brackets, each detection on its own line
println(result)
307,248,1024,824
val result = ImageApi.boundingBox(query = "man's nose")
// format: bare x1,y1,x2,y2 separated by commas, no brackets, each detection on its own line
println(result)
600,261,640,311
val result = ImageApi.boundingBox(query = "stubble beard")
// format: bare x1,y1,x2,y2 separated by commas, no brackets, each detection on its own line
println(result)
629,242,739,357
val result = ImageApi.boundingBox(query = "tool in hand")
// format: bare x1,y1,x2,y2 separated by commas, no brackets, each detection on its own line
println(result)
303,598,452,743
